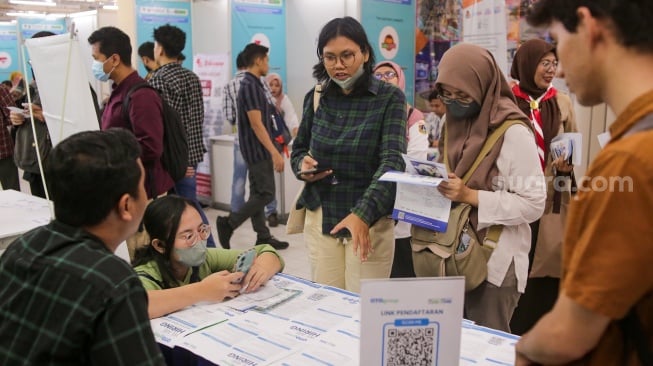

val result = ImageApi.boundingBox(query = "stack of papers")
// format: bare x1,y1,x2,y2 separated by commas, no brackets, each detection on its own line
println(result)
550,132,582,166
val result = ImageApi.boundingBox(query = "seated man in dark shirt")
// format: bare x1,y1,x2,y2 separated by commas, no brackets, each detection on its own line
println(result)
0,128,164,365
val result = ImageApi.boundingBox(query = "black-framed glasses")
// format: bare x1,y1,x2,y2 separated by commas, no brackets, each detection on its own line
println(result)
373,71,397,80
438,89,474,108
322,51,356,68
177,224,211,246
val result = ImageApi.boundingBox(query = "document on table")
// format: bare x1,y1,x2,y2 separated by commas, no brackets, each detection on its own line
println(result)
360,277,465,366
459,322,520,365
150,302,236,347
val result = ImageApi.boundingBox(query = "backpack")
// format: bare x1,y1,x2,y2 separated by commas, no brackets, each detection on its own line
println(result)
270,108,292,157
122,83,189,183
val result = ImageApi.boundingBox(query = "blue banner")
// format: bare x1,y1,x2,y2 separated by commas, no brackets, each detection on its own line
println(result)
361,0,416,103
135,0,193,75
231,0,286,86
17,18,66,39
0,24,19,83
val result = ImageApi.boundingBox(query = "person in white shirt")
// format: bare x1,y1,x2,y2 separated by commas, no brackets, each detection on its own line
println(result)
430,43,546,332
372,60,429,278
265,73,299,137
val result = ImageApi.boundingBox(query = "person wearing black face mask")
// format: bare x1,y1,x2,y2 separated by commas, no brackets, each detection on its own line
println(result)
425,43,546,333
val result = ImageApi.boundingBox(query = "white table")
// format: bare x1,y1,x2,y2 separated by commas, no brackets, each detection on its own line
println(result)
0,189,52,250
0,189,130,263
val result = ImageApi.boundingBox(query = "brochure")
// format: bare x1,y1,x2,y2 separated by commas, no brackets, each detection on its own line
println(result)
550,132,582,166
380,154,452,232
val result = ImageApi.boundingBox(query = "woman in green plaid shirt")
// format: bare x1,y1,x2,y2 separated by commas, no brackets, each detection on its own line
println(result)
290,17,407,293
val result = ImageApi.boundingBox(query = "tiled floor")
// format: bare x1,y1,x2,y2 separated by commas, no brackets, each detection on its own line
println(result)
203,207,311,281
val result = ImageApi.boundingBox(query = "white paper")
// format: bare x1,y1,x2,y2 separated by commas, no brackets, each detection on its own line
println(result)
150,302,235,347
25,34,100,147
0,190,52,239
380,173,452,232
459,322,520,365
597,131,611,149
550,132,583,166
360,277,465,366
402,154,448,179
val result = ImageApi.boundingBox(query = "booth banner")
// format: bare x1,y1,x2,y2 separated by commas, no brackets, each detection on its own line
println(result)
17,18,66,40
461,0,508,75
414,0,461,112
193,53,229,199
361,0,416,104
231,0,286,85
135,0,192,75
0,24,19,82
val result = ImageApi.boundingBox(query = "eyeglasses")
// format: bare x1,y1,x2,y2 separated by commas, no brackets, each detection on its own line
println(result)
438,90,475,106
540,60,558,70
177,224,211,246
322,51,357,68
373,71,398,80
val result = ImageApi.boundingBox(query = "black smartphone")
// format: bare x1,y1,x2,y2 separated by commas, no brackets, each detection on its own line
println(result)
299,166,332,175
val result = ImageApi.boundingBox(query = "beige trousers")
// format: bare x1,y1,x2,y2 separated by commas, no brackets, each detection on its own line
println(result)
304,206,394,293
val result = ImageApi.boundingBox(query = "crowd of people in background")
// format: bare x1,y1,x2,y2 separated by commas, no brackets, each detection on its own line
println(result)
0,0,652,363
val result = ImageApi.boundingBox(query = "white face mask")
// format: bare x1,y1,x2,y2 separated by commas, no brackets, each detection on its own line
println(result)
330,63,365,91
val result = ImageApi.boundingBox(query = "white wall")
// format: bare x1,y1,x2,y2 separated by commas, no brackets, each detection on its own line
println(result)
286,0,349,114
192,0,230,58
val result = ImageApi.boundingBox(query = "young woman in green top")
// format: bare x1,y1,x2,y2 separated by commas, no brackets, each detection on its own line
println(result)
133,195,284,319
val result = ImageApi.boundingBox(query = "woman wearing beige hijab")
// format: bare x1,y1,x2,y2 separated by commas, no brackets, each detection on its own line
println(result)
430,43,546,332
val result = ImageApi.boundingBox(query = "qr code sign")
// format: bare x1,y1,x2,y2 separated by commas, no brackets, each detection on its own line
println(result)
384,326,435,366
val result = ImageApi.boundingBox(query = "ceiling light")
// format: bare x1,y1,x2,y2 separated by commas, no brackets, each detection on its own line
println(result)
6,12,46,18
9,0,57,6
102,5,118,10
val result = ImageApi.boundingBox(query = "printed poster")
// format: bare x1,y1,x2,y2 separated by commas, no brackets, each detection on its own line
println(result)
0,24,19,82
362,0,416,103
135,0,192,76
461,0,508,75
231,0,286,85
193,53,229,200
414,0,462,112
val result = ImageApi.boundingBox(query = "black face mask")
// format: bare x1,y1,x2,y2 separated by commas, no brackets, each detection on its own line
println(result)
446,100,481,119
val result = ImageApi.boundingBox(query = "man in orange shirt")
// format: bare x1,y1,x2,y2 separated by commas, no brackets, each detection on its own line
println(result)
515,1,653,365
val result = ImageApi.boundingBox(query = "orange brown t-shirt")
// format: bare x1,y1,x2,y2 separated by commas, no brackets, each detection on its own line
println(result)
561,90,653,365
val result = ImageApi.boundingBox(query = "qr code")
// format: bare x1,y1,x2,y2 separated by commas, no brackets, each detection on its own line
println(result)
384,327,435,366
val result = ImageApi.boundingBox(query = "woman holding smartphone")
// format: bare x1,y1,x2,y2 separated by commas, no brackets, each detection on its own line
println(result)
133,195,283,319
290,17,406,293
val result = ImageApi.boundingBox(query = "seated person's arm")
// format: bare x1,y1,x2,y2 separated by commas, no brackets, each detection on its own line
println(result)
242,249,284,293
145,271,242,319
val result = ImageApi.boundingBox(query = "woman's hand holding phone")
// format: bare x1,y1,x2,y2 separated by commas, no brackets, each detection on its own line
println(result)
298,154,333,182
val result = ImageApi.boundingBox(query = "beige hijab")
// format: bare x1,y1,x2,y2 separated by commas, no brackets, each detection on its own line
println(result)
436,43,529,191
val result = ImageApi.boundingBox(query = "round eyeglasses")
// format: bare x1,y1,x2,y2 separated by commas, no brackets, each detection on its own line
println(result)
373,71,398,80
322,51,356,68
177,224,211,246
